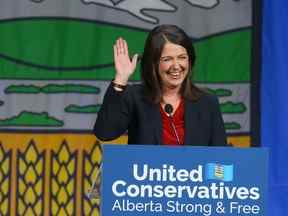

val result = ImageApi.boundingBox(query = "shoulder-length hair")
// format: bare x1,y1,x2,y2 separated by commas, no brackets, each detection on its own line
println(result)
141,24,203,104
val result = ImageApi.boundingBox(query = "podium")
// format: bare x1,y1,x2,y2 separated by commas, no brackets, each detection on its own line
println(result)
100,145,268,216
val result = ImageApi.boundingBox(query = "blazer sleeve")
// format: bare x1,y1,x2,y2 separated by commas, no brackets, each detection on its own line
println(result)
209,96,228,146
93,83,132,141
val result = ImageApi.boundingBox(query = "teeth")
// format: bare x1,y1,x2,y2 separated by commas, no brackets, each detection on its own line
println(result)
167,72,180,79
167,71,180,75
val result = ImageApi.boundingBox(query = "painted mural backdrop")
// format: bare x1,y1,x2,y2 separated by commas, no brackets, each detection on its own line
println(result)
0,0,253,215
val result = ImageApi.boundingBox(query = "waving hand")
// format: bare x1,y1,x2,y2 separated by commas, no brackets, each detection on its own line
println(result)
113,38,138,85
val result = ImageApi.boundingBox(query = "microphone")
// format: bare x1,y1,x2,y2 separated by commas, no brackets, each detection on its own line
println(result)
164,104,173,115
164,104,181,145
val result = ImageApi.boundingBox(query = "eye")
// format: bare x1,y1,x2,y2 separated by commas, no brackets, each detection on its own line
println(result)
178,55,188,60
160,57,172,63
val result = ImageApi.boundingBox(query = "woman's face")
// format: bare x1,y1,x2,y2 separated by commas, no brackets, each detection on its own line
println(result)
158,42,189,91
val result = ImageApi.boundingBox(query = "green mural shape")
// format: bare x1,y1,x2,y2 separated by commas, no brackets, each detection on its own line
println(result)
65,104,101,113
224,122,241,130
41,84,100,94
5,85,40,94
220,102,247,114
0,111,63,127
5,84,100,94
206,88,233,97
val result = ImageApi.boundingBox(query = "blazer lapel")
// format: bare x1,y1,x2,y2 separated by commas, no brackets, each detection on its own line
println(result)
184,99,200,145
143,98,162,145
152,104,162,145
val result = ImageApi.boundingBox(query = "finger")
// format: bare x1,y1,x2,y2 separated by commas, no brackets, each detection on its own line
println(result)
123,39,128,56
116,38,122,55
118,38,124,55
113,45,118,62
131,54,138,69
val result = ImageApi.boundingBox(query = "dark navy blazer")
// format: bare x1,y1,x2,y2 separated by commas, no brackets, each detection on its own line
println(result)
94,83,227,146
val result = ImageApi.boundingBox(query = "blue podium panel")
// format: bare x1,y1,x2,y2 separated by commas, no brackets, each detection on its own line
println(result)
101,145,268,216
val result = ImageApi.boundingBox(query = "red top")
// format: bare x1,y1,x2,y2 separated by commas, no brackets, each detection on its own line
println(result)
160,99,185,145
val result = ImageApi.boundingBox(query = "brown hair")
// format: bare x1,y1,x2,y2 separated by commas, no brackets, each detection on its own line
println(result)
141,24,203,103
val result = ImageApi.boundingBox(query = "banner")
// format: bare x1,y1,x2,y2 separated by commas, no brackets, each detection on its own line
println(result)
102,145,268,216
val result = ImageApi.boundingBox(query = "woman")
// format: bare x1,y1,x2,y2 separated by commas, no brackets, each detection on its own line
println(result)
94,24,227,146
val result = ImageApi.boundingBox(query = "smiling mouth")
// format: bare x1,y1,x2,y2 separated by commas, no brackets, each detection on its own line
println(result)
166,71,182,79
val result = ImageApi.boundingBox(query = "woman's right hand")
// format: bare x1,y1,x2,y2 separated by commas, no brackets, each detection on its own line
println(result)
113,38,138,85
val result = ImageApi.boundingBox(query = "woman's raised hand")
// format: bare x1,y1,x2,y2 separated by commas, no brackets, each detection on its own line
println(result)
113,38,138,85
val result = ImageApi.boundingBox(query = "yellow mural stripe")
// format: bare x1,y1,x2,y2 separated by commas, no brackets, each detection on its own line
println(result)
227,135,250,147
0,133,249,148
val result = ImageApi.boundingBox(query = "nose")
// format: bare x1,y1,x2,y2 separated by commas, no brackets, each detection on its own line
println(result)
172,59,181,69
